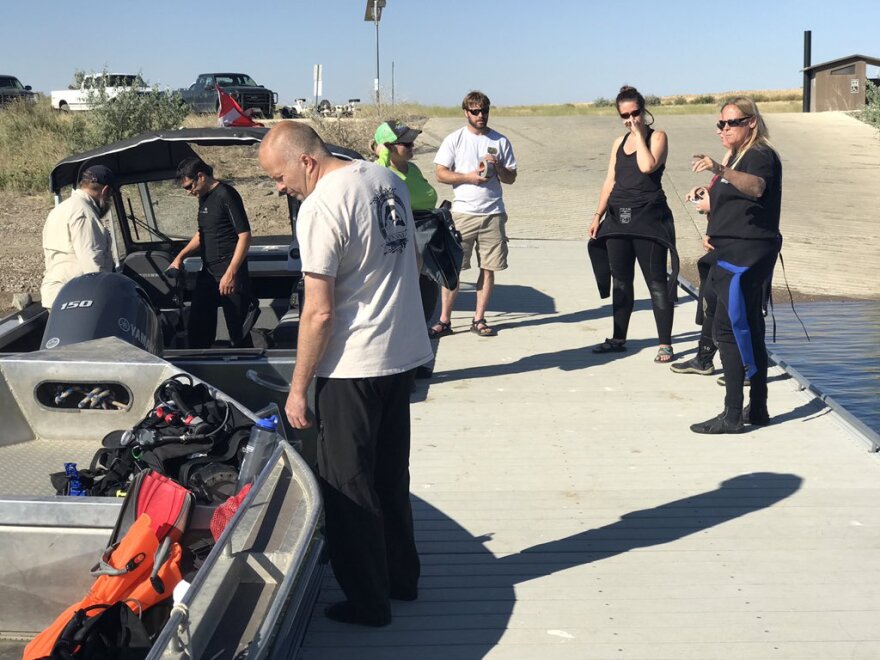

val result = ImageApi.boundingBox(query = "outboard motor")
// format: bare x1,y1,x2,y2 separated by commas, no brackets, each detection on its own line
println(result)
41,272,162,355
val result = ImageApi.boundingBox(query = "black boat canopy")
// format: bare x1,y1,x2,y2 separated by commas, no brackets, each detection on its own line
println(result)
49,127,361,193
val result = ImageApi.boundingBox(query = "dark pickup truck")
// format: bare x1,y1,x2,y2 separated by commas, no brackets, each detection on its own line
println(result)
0,75,36,106
178,73,277,118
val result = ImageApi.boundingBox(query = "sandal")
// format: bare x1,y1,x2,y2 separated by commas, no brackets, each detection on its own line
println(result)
470,318,497,337
592,338,626,353
428,321,453,339
654,346,674,363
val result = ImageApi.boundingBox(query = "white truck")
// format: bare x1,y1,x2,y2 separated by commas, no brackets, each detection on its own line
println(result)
51,73,148,111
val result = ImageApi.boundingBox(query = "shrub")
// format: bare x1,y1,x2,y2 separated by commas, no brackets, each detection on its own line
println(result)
593,97,613,107
861,80,880,131
690,94,716,105
644,94,662,106
85,75,190,144
672,96,688,106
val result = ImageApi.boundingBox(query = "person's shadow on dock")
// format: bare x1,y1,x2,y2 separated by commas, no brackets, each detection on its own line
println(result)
424,282,700,388
303,472,802,659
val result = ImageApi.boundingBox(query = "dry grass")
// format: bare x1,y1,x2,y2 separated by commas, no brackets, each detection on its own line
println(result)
0,98,92,192
490,89,803,117
0,88,805,195
660,88,802,104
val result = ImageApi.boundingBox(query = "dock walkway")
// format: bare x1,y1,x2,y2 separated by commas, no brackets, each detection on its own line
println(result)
300,239,880,660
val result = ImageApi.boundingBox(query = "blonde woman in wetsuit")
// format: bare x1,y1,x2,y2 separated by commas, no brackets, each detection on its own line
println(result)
688,97,782,434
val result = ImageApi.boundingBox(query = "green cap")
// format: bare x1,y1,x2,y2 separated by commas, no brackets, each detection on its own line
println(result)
374,121,421,146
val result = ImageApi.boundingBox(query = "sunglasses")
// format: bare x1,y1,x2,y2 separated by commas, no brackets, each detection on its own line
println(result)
182,181,195,191
716,116,753,130
467,107,490,116
395,142,414,148
619,108,642,119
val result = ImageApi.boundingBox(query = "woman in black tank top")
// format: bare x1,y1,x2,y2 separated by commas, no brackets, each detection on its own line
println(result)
588,86,676,363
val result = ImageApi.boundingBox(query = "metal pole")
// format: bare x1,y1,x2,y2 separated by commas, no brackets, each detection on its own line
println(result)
374,0,380,107
803,30,812,113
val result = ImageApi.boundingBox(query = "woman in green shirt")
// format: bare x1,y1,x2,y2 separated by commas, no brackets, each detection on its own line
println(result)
374,120,438,211
375,121,441,376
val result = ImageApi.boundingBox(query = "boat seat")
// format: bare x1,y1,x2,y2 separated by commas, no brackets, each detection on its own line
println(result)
270,308,298,349
120,250,178,310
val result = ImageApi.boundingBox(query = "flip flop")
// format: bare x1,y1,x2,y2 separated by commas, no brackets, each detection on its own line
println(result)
654,346,674,363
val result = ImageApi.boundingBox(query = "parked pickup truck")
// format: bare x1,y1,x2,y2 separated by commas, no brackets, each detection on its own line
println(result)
179,73,277,118
50,73,148,111
0,75,36,106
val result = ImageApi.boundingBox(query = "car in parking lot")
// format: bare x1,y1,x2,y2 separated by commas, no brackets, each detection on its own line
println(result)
50,73,148,111
178,73,277,118
0,75,36,106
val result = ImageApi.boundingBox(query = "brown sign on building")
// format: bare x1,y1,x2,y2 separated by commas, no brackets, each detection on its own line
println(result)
803,54,880,112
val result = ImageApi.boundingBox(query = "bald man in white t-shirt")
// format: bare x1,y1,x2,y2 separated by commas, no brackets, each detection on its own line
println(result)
260,121,432,628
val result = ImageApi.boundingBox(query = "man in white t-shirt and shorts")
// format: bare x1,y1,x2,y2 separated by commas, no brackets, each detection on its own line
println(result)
259,122,432,627
433,90,517,337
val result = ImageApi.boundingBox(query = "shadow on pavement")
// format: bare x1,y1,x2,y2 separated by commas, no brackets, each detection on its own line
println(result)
303,472,803,658
431,330,700,385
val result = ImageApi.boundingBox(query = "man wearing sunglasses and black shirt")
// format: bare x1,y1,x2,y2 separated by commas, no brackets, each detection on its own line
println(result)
433,90,517,338
171,156,257,348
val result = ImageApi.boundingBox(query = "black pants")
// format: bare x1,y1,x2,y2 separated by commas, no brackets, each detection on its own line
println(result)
315,371,419,617
419,274,439,322
187,268,254,349
606,237,673,344
709,239,779,412
697,251,719,353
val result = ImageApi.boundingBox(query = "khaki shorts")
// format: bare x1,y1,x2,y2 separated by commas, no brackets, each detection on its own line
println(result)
453,212,509,272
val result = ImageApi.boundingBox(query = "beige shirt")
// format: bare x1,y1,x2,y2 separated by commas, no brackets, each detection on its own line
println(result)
40,189,113,308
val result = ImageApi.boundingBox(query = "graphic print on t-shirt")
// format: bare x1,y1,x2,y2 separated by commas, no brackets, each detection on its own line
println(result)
373,186,409,254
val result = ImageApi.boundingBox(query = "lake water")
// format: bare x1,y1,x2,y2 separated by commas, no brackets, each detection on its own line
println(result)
768,300,880,435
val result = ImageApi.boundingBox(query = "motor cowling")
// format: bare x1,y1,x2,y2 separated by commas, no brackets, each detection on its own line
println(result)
41,272,162,355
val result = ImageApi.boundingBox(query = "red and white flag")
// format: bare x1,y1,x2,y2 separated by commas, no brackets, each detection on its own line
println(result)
217,86,263,127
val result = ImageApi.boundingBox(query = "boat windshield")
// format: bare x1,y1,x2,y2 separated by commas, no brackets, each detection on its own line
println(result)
119,146,291,248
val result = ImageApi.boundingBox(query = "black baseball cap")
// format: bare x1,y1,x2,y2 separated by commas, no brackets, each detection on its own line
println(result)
79,165,117,188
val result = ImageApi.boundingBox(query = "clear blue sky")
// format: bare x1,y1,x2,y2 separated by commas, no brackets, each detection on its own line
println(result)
4,0,879,106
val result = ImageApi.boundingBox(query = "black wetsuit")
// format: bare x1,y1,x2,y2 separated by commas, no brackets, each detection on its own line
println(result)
706,145,782,414
589,130,677,345
188,182,255,349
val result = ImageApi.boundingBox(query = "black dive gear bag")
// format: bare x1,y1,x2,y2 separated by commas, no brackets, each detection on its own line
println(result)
52,374,253,503
413,204,464,291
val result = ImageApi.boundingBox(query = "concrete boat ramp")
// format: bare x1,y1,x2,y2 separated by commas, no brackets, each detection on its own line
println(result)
300,239,880,659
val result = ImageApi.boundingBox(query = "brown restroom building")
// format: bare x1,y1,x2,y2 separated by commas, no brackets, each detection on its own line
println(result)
803,54,880,112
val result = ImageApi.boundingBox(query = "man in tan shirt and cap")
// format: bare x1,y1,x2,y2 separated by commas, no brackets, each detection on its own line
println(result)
40,165,116,308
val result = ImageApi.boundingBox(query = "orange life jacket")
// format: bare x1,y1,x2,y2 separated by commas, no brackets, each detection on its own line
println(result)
25,470,193,660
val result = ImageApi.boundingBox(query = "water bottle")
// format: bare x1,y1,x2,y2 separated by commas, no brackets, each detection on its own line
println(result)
236,415,280,492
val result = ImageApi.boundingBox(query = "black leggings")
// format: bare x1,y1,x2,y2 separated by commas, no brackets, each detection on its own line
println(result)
606,237,673,344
